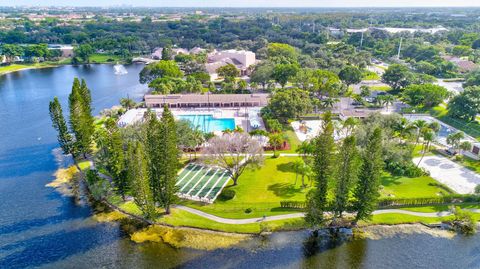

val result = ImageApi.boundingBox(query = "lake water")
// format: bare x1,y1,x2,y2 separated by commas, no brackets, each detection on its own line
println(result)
1,64,480,269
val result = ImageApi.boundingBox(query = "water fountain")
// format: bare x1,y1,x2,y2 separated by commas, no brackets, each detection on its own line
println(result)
114,63,128,75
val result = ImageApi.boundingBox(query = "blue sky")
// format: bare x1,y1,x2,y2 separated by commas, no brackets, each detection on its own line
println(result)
2,0,480,7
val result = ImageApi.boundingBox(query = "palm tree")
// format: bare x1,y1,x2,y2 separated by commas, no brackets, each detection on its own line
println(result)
321,97,339,109
428,121,441,133
447,131,465,153
298,162,313,188
192,128,205,159
460,141,472,155
382,94,395,112
417,129,434,166
412,120,428,146
292,159,304,185
342,117,359,136
374,95,385,107
393,118,414,140
269,132,284,157
296,140,314,162
120,97,136,110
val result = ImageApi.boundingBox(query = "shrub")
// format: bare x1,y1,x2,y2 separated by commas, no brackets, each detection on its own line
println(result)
450,206,476,235
385,161,425,177
218,189,236,201
280,200,307,209
475,185,480,194
244,208,253,214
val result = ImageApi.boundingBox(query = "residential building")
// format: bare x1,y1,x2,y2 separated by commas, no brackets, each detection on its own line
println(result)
206,49,256,80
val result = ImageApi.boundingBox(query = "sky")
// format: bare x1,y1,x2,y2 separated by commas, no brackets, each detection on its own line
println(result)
2,0,480,8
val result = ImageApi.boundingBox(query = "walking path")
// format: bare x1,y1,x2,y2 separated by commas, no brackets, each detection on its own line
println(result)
174,205,480,225
174,205,305,224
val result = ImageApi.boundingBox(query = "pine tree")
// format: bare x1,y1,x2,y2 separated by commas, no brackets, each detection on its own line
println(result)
68,78,84,156
159,105,179,214
333,136,360,218
144,110,163,205
104,119,128,200
126,141,156,220
68,78,94,157
353,127,383,222
49,97,75,158
305,111,335,226
79,79,95,155
161,46,173,60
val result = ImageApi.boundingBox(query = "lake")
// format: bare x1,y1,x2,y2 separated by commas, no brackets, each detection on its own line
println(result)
1,64,480,269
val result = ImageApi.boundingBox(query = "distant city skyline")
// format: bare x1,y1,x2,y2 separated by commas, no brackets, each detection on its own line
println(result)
2,0,480,8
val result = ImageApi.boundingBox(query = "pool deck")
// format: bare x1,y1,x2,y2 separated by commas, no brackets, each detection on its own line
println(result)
117,107,266,132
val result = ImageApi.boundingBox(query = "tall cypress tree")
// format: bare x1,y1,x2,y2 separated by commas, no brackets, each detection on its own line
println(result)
144,110,163,205
305,111,335,226
126,141,156,220
159,105,179,214
68,78,94,158
68,78,84,155
49,97,75,158
353,127,383,222
333,136,360,218
104,119,128,200
79,79,95,149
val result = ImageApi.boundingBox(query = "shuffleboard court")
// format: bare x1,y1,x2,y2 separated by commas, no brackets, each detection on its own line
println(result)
176,163,231,203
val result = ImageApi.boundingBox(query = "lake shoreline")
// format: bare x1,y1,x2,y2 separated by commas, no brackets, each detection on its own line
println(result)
0,58,131,76
50,164,463,240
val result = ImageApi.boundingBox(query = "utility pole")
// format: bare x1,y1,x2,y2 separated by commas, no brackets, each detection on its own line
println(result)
397,37,403,60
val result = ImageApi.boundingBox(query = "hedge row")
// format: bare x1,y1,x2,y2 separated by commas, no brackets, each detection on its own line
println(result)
280,195,480,210
280,201,306,209
377,195,480,208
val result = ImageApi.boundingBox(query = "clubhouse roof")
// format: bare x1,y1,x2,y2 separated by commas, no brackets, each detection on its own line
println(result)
144,93,270,108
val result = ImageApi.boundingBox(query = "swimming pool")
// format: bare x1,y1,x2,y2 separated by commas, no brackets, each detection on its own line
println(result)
177,114,235,133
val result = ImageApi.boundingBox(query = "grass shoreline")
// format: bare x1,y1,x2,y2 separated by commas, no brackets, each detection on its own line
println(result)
46,162,479,250
0,54,129,76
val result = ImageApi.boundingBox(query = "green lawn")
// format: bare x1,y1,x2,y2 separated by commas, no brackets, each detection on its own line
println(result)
0,63,57,75
365,213,448,225
399,204,480,213
369,85,391,91
362,70,380,81
184,156,312,218
281,129,301,153
89,54,122,64
380,172,448,198
158,208,307,233
455,155,480,174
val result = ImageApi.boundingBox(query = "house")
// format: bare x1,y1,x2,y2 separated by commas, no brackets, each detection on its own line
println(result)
206,49,256,80
151,48,163,60
151,47,191,60
190,47,206,54
442,56,477,73
48,44,74,58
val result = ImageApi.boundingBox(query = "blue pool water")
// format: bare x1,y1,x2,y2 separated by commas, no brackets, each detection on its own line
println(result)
177,114,235,133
